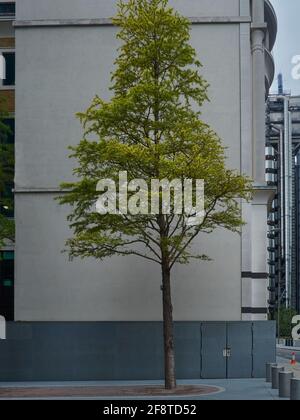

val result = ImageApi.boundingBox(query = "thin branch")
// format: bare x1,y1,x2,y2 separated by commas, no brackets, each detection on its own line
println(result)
169,196,221,268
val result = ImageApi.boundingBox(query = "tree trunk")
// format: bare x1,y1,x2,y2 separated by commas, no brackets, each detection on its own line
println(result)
162,263,177,389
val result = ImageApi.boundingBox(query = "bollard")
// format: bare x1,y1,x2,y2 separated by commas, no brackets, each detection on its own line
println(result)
290,378,300,401
279,371,294,398
272,366,284,389
266,363,277,383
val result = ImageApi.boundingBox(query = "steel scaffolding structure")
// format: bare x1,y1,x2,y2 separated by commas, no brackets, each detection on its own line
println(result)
266,80,300,314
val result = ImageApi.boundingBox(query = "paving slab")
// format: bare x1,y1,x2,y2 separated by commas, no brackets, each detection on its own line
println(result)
0,379,284,400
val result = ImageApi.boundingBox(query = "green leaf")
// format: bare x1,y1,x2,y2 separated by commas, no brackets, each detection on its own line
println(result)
58,0,253,269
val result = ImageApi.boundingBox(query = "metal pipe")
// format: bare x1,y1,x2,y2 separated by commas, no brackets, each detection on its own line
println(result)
283,97,291,308
273,126,285,257
278,74,283,95
288,111,293,307
272,95,292,309
270,124,284,334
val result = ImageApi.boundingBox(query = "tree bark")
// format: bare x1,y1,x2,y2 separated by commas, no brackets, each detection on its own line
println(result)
162,262,177,389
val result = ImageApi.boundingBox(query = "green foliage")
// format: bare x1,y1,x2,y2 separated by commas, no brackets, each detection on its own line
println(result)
276,307,298,339
0,214,14,247
59,0,252,268
0,95,14,247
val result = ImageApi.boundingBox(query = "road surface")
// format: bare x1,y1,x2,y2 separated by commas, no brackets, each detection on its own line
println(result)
277,347,300,362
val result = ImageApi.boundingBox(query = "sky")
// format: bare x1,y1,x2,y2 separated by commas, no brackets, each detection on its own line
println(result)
270,0,300,95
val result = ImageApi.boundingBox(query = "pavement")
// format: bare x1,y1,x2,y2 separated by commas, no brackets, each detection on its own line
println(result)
0,378,286,400
0,353,297,400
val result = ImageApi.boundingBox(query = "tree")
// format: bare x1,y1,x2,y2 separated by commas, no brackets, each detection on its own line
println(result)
59,0,252,389
275,307,297,339
0,95,14,247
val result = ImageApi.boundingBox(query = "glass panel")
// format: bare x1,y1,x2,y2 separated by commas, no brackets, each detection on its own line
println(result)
3,279,12,287
2,251,14,261
3,52,15,86
0,3,15,16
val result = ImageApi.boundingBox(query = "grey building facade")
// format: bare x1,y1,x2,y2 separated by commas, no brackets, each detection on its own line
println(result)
13,0,277,323
0,0,280,382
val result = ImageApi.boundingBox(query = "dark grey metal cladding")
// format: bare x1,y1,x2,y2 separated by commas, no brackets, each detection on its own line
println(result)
0,321,276,381
201,322,227,379
252,321,276,378
0,322,164,381
227,322,253,379
45,322,161,381
113,323,164,381
174,322,201,379
32,322,118,381
0,337,33,381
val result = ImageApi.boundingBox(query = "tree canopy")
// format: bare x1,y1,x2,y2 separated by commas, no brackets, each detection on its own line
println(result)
59,0,252,267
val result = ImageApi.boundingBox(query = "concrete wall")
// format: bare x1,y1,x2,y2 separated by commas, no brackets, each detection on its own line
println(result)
15,0,274,321
15,23,241,189
15,0,245,322
16,0,240,20
15,194,241,321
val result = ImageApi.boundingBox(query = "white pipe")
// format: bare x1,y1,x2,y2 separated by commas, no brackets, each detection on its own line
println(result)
269,124,284,254
288,111,293,307
272,95,294,308
282,97,292,308
279,129,284,256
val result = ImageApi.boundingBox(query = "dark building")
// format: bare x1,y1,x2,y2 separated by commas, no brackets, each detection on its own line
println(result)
0,0,15,320
295,155,300,312
266,79,300,314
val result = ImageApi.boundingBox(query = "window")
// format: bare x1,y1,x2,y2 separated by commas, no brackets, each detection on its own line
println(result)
2,52,15,86
3,279,12,287
0,3,15,16
3,251,14,261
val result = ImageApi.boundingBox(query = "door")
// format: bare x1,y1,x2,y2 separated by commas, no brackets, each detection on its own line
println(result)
252,321,276,378
227,322,253,378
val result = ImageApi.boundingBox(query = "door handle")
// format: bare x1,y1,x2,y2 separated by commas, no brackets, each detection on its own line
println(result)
223,348,231,358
